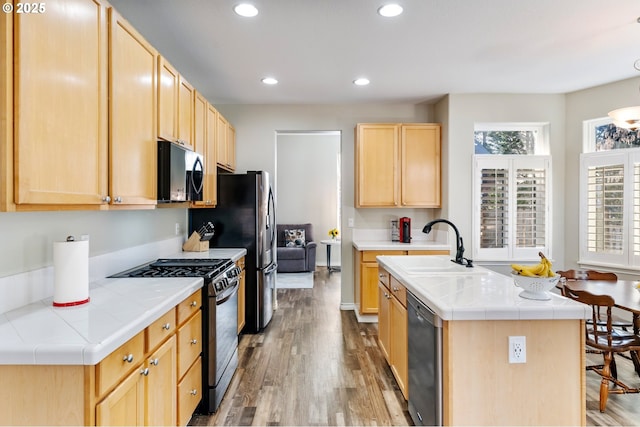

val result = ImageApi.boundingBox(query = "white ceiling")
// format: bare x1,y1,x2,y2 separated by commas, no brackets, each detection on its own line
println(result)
107,0,640,105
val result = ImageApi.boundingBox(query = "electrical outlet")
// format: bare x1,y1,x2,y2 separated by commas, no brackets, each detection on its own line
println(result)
508,336,526,364
175,223,181,236
348,218,354,228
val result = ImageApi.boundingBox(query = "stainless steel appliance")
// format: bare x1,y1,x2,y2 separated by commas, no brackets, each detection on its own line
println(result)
110,258,241,414
407,291,443,426
157,140,204,202
189,171,277,333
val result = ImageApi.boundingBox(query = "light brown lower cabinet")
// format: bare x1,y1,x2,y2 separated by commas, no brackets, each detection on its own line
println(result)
0,290,202,426
378,268,408,399
355,249,448,315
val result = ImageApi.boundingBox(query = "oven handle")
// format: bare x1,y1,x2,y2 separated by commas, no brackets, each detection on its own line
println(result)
216,278,239,305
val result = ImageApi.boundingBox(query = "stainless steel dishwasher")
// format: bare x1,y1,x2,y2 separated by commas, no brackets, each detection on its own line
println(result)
407,291,443,426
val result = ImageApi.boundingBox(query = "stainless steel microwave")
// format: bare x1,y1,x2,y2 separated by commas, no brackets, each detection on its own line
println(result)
157,141,204,202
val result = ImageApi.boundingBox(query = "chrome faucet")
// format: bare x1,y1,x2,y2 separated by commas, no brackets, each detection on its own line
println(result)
422,219,473,267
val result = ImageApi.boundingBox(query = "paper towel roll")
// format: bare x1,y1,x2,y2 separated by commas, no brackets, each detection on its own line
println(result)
53,238,90,307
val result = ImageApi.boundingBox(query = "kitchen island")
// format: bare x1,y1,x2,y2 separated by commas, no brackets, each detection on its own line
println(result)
0,248,246,426
377,255,589,426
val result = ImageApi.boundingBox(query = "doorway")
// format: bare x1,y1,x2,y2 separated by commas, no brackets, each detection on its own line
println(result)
275,131,341,269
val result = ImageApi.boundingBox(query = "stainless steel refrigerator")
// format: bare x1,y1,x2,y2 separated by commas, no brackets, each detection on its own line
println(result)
189,171,277,333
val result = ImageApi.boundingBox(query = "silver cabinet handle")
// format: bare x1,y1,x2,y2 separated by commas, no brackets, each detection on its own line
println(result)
102,196,111,203
190,301,197,307
378,273,385,278
114,196,122,203
140,368,149,376
123,354,134,363
150,358,159,366
190,339,198,345
190,389,198,395
393,286,399,292
162,323,171,330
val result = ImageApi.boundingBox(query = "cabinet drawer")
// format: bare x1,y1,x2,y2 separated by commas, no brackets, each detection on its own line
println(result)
96,330,145,397
177,310,202,379
378,267,390,290
390,276,407,307
177,357,202,426
362,250,404,262
177,290,202,325
146,308,176,352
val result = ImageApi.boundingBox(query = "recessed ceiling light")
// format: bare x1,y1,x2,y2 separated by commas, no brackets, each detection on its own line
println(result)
261,77,278,85
353,78,370,86
234,3,258,17
378,4,403,17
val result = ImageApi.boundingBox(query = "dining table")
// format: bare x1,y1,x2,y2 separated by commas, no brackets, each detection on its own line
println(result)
557,278,640,375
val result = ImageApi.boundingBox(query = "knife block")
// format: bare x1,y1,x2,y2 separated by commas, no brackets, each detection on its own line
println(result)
182,231,209,252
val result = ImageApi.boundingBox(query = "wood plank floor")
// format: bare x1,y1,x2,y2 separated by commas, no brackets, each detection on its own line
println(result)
190,270,640,426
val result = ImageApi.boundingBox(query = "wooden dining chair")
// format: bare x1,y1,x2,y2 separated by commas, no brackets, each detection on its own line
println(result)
556,269,618,282
562,284,640,412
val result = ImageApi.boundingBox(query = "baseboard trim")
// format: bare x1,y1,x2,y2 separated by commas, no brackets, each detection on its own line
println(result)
340,303,355,311
354,311,378,323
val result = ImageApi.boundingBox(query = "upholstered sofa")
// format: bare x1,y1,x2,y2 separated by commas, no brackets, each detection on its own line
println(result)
276,223,317,273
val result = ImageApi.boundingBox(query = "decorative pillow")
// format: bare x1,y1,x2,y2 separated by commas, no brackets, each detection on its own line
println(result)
284,229,306,247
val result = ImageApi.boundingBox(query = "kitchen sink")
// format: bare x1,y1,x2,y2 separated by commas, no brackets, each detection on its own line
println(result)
389,255,489,275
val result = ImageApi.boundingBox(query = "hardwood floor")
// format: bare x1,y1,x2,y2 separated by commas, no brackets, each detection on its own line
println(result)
190,269,640,426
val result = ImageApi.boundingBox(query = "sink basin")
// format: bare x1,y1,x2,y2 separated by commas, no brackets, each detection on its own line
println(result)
389,256,489,276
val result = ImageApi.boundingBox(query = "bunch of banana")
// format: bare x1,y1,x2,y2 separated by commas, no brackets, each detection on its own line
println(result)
511,252,555,277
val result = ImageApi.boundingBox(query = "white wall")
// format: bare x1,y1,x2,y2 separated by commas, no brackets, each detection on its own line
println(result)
436,93,566,274
276,133,340,267
564,76,640,274
217,103,436,306
0,209,187,277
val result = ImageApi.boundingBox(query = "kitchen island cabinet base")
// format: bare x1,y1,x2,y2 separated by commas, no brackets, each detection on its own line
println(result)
443,319,585,426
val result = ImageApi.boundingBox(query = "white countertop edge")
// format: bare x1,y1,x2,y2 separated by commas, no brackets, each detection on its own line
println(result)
377,255,589,322
352,240,450,251
0,247,248,366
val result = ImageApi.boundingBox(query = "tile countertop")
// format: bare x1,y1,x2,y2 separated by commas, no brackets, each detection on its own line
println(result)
377,255,590,322
0,248,246,366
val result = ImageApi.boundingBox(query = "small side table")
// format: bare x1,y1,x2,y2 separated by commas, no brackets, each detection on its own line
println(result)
320,239,341,272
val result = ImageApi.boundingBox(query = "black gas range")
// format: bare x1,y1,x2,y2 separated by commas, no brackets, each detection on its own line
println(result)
111,258,239,296
110,257,242,414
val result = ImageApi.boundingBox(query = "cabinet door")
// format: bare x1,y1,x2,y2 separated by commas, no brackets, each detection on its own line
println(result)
401,124,441,207
390,296,408,399
377,281,391,362
177,310,202,379
360,262,380,314
191,92,208,206
14,0,108,205
227,124,236,171
157,56,179,142
216,113,229,169
96,364,145,426
145,336,177,426
178,76,194,147
355,124,399,207
108,8,157,206
177,357,202,426
202,103,218,206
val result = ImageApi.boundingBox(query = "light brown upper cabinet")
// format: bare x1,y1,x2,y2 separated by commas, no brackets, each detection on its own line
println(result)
108,7,158,206
355,123,441,208
157,57,179,143
178,77,194,148
12,0,109,207
191,93,217,207
157,56,194,149
215,111,236,172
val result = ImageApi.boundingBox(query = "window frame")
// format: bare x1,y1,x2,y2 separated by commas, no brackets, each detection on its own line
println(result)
474,122,550,155
579,147,640,270
472,154,552,262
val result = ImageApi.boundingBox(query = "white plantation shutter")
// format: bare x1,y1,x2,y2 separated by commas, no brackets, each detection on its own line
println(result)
580,148,640,268
473,155,551,261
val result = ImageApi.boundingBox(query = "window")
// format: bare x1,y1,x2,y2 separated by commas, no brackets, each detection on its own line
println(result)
472,123,551,261
583,117,640,152
473,155,551,261
579,148,640,269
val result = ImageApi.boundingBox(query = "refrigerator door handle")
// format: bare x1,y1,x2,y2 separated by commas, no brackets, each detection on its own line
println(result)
264,263,278,274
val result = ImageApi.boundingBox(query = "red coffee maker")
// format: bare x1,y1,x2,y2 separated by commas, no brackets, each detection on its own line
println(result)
399,217,411,243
